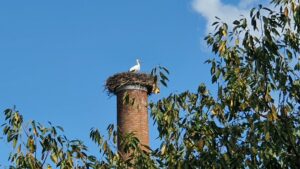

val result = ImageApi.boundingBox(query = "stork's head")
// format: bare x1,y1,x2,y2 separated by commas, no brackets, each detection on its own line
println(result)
136,59,141,64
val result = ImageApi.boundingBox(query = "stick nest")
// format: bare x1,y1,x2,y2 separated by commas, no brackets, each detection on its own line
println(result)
106,72,155,95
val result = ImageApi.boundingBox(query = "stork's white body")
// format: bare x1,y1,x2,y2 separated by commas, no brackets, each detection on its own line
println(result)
129,59,141,73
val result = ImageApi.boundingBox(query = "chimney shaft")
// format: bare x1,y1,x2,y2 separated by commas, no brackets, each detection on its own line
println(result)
117,85,149,150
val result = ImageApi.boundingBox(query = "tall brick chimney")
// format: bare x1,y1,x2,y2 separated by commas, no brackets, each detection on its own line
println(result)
106,72,154,155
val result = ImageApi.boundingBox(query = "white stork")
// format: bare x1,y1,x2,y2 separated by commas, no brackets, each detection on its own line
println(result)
129,59,141,73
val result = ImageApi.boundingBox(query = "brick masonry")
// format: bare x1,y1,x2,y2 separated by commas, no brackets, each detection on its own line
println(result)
117,88,149,152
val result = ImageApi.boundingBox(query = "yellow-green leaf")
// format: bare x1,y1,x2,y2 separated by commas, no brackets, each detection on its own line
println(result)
161,144,166,155
265,132,270,142
50,153,58,164
197,140,204,151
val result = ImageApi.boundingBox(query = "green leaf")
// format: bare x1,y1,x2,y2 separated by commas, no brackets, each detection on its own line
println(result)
286,49,293,60
160,79,168,87
295,62,300,70
233,20,240,25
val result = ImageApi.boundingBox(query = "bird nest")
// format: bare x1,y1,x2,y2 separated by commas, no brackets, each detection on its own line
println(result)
105,72,155,95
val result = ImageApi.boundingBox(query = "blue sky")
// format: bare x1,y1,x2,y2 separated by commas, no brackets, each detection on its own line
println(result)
0,0,263,165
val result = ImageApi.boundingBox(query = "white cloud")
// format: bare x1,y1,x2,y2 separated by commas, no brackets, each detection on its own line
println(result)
192,0,260,33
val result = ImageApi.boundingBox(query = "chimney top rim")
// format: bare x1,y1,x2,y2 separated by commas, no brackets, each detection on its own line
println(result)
105,72,154,95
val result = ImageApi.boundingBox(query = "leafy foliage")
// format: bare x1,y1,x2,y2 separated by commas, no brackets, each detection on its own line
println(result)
1,0,300,168
2,107,90,168
150,65,170,88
